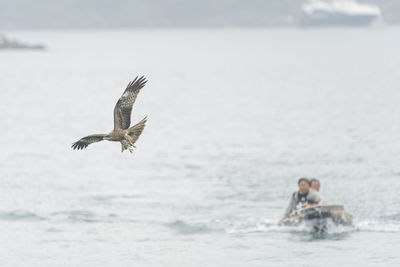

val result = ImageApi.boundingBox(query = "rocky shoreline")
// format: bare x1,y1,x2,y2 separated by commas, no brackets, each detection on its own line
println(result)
0,34,45,50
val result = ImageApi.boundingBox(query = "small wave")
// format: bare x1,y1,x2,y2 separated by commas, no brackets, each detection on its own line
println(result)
379,212,400,221
165,220,222,235
225,217,400,237
356,220,400,233
90,194,143,202
0,210,46,221
50,210,98,223
226,219,279,234
226,218,355,237
44,227,63,233
49,210,118,223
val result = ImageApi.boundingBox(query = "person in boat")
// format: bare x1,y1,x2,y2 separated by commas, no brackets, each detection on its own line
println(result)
283,178,322,218
310,178,320,192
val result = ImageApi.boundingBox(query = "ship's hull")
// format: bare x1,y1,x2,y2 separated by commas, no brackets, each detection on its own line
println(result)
300,12,377,27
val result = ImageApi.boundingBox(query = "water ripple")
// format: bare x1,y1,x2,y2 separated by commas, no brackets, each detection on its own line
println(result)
165,220,222,235
0,210,46,222
49,210,118,223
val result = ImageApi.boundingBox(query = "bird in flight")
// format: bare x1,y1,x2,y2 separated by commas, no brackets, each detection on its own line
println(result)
72,76,147,153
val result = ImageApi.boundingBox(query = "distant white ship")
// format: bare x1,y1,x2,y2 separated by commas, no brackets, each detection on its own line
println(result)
300,0,381,26
0,34,45,50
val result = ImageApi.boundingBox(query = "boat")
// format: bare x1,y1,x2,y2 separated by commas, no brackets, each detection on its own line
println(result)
278,204,353,231
300,0,381,27
0,34,45,50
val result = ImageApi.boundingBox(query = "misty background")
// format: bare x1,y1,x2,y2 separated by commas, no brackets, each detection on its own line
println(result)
2,1,400,266
1,0,400,29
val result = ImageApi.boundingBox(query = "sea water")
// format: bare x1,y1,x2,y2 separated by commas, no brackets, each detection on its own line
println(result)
0,28,399,266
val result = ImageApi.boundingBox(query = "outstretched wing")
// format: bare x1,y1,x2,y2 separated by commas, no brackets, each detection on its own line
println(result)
114,76,147,130
71,134,106,150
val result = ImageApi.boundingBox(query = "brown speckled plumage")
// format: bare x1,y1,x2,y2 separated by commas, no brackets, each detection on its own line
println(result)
72,76,147,153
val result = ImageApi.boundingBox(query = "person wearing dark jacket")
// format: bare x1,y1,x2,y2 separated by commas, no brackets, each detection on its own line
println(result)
283,178,322,218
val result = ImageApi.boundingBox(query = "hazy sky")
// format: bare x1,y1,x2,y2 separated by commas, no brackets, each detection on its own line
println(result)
0,0,399,29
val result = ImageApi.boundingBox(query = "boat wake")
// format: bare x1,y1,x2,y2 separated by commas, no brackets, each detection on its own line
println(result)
224,217,400,237
356,220,400,233
226,218,354,235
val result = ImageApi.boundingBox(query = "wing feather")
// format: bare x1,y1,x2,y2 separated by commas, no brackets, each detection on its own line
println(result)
114,76,147,130
71,134,106,150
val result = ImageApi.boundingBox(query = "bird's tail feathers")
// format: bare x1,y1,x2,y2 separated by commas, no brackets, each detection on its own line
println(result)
122,116,147,152
128,116,147,139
